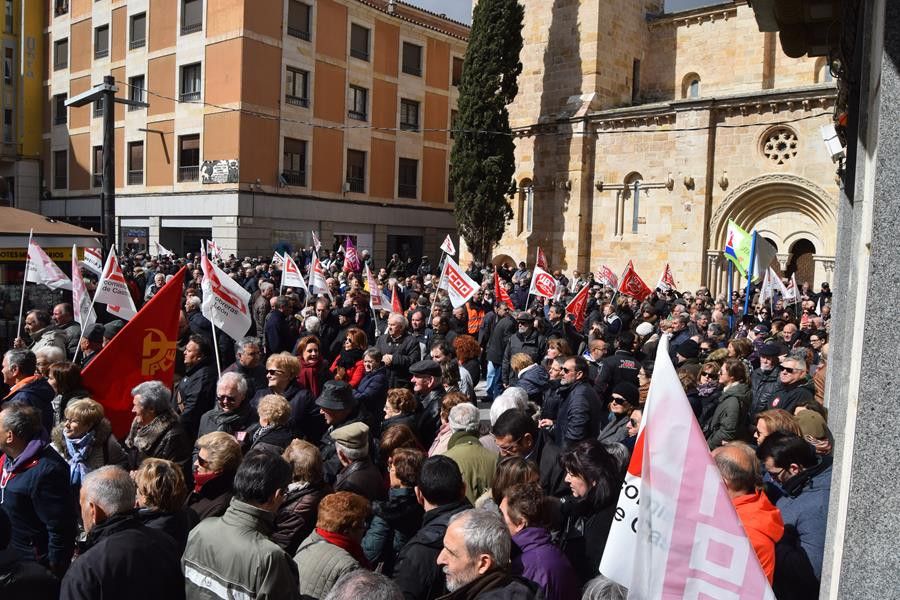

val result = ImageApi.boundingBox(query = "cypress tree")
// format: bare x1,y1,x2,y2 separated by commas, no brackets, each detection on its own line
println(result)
450,0,524,265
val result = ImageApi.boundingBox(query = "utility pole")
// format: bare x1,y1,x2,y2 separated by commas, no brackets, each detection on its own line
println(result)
65,75,148,256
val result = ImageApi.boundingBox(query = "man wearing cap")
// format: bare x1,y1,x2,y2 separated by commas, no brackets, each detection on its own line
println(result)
594,332,640,402
316,380,372,483
78,324,106,368
502,312,547,388
375,313,422,390
750,343,784,416
102,320,125,347
331,421,385,502
410,360,445,448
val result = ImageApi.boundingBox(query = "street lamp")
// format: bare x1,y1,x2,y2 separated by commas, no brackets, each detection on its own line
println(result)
65,74,149,255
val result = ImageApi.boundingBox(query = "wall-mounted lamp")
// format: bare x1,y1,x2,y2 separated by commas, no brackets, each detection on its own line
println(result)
665,172,674,191
718,170,729,190
595,180,604,192
683,175,695,190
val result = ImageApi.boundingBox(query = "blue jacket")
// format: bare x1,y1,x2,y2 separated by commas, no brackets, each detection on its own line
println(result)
353,367,389,415
554,380,601,448
2,378,55,433
0,443,76,567
515,365,549,404
774,458,832,580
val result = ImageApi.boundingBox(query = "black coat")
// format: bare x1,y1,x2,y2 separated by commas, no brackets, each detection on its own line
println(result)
136,508,191,555
251,381,326,442
0,547,58,600
186,473,234,527
59,513,185,600
174,360,218,439
243,424,294,455
560,495,617,586
335,458,386,502
264,310,297,355
554,381,602,448
272,481,331,555
531,430,568,498
223,361,268,400
770,381,815,414
375,331,423,389
415,388,445,449
594,350,640,400
750,366,781,416
485,315,516,365
502,330,547,386
319,412,378,483
353,367,390,416
1,378,55,433
196,401,258,440
393,500,471,600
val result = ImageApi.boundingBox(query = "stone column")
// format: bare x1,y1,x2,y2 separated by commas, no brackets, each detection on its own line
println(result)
821,0,900,596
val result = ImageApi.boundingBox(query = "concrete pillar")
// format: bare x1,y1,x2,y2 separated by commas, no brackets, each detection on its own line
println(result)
821,0,900,596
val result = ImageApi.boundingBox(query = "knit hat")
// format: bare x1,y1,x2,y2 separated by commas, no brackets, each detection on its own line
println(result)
676,339,700,359
611,382,640,407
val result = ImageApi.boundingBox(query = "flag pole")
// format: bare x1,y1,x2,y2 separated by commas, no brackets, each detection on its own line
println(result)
727,261,734,331
16,228,34,345
210,325,222,376
742,231,758,316
74,247,105,365
370,305,381,338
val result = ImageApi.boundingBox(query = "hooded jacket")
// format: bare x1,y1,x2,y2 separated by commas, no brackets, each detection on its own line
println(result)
732,490,784,583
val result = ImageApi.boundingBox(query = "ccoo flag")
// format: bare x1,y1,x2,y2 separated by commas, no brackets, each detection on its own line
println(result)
82,247,103,277
309,252,332,299
94,247,137,320
200,251,252,343
440,235,456,256
282,253,309,295
72,244,96,331
437,256,479,309
26,239,72,290
627,335,775,599
82,267,187,438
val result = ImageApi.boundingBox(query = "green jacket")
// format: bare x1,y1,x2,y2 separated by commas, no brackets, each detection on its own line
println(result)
183,498,300,600
705,382,752,450
444,431,498,505
293,530,361,599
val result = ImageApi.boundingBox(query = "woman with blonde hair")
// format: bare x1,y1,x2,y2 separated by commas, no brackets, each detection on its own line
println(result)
51,397,128,491
244,394,293,454
134,458,191,552
753,408,802,445
251,351,325,442
187,431,243,526
427,391,468,456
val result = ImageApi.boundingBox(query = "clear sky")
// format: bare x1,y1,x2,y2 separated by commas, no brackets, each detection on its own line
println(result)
402,0,723,25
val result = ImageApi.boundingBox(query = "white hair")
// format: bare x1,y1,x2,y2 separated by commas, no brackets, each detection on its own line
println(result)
186,296,202,310
449,509,511,568
217,371,248,399
490,388,528,425
335,441,368,461
82,466,136,516
304,316,321,335
35,345,66,365
448,403,480,433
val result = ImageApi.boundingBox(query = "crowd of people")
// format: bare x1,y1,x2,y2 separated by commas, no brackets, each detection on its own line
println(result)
0,245,835,599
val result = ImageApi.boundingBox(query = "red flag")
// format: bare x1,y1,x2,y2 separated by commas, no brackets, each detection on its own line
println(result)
565,283,590,330
391,283,403,313
620,263,652,301
535,246,548,270
81,267,186,438
494,270,515,310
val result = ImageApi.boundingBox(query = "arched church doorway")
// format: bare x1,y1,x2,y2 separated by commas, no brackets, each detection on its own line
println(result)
787,239,816,285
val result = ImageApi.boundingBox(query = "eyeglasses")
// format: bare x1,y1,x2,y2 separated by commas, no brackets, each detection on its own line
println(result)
561,367,574,374
217,395,237,402
197,454,210,468
266,369,284,376
628,418,639,427
700,372,716,378
496,435,525,454
781,367,802,374
611,395,628,405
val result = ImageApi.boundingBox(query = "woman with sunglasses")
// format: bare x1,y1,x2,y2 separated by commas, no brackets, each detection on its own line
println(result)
696,362,723,428
704,359,752,450
251,352,326,442
596,382,639,445
622,407,642,453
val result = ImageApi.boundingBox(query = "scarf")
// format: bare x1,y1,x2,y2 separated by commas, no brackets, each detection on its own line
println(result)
253,423,274,443
337,348,364,370
316,527,370,568
193,470,221,494
297,359,323,396
697,381,721,397
64,431,96,486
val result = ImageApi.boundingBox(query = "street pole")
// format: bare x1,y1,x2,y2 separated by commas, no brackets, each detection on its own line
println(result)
101,75,116,257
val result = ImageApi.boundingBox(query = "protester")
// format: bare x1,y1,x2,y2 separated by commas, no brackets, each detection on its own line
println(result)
50,398,128,492
2,349,55,432
14,310,66,354
46,361,89,426
409,360,446,448
382,387,419,435
254,352,326,442
332,328,368,387
502,312,547,387
332,421,385,501
353,348,390,417
554,356,603,448
187,431,242,525
134,457,191,553
375,313,422,390
705,359,753,450
174,334,218,438
596,382,639,445
60,466,185,600
492,409,567,498
183,450,299,599
323,570,404,600
274,439,331,554
443,403,497,505
244,393,294,454
223,338,267,400
125,381,192,478
197,372,257,440
0,508,59,599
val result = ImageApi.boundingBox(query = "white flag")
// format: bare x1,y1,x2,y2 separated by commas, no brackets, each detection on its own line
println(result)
309,252,332,299
271,252,285,268
26,240,72,290
628,335,775,599
311,230,321,251
366,265,384,311
751,233,777,284
94,247,137,321
154,241,174,257
758,267,774,305
440,235,456,256
82,247,103,277
527,265,558,299
282,253,309,295
72,244,96,331
437,256,478,309
200,251,252,342
206,239,222,259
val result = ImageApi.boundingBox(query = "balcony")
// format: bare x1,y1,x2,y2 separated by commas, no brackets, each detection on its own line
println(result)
287,27,311,41
180,91,201,102
346,177,364,193
282,170,305,186
181,22,202,35
285,95,309,108
129,38,145,50
54,1,68,16
127,170,143,185
178,166,199,182
348,110,367,121
399,183,417,199
94,48,108,59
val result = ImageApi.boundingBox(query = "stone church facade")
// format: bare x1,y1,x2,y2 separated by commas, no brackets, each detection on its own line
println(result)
493,0,838,293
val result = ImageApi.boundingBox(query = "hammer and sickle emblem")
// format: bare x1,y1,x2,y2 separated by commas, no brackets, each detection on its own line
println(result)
141,328,177,376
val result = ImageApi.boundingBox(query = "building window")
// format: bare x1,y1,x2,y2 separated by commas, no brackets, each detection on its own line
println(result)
346,149,365,193
128,75,145,110
3,48,12,85
4,0,12,34
400,99,419,131
517,179,533,235
92,96,104,118
348,85,367,121
2,109,11,143
130,13,146,49
681,73,700,99
180,63,201,102
450,109,458,139
402,42,422,76
618,172,643,235
350,24,369,61
287,1,311,40
53,149,67,189
285,67,308,107
54,94,67,125
181,0,201,35
761,126,799,165
282,138,306,186
94,24,109,59
178,134,200,181
91,146,103,187
127,141,143,185
452,57,463,87
54,0,68,17
631,58,641,104
398,158,418,199
53,38,68,70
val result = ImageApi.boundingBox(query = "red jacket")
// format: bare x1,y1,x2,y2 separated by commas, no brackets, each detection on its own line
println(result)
329,356,365,388
732,489,784,583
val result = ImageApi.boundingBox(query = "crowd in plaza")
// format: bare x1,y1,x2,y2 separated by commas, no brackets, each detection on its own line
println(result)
0,243,834,599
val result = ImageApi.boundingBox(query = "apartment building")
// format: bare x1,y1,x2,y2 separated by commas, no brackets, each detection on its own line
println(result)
42,0,468,259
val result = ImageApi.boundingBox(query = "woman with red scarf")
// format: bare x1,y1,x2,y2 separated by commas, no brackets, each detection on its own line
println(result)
330,328,367,388
186,432,242,527
294,491,371,599
295,335,330,397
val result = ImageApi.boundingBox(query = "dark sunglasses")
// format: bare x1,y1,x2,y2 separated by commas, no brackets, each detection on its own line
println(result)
217,395,237,402
196,455,210,468
266,369,284,376
611,395,628,405
700,372,716,378
561,367,573,373
781,367,802,374
628,418,639,427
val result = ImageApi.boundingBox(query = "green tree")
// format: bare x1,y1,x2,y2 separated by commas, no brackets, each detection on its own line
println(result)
451,0,524,265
